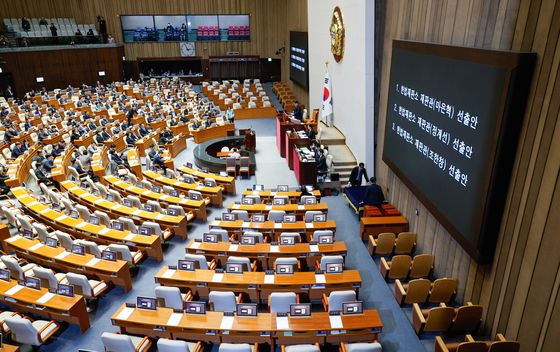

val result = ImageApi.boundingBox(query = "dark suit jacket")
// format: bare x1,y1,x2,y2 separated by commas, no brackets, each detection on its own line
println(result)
349,166,369,186
362,183,385,206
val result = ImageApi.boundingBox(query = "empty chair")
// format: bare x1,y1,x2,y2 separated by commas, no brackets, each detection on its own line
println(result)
413,303,456,335
300,195,317,204
75,204,91,221
318,255,344,271
166,169,178,179
184,253,216,270
108,189,122,203
227,256,256,272
275,257,300,272
125,196,142,209
32,267,66,289
107,244,144,266
118,217,138,233
204,177,217,187
322,290,356,312
158,338,203,352
4,316,60,347
16,214,34,232
369,232,396,256
429,278,458,304
409,254,434,279
394,232,417,255
451,303,483,333
273,195,290,204
146,200,163,213
94,210,112,227
60,197,75,213
95,183,108,198
0,311,23,334
74,239,107,258
434,336,487,352
209,291,239,312
208,228,230,242
304,211,323,223
269,292,297,313
239,157,250,177
394,278,431,306
141,221,172,241
279,232,301,243
163,185,176,196
340,342,382,352
101,332,151,352
55,231,75,250
225,158,237,176
167,205,185,216
1,255,35,280
282,344,320,352
182,174,196,184
244,195,261,204
242,231,264,243
380,255,412,281
32,223,51,242
155,286,191,310
268,210,286,222
2,207,20,229
232,210,250,221
65,272,108,311
188,190,203,202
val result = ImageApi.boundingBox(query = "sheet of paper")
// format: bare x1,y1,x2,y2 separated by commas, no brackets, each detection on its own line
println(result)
270,192,277,196
212,273,224,283
329,315,344,329
306,223,314,229
29,243,44,251
264,275,275,284
190,241,200,249
76,222,88,229
142,190,151,195
274,223,282,229
315,274,326,284
232,204,240,209
27,201,38,207
111,204,122,210
241,221,250,228
5,235,21,243
99,228,110,235
163,269,176,278
116,307,135,320
265,205,272,210
5,285,24,296
55,251,70,260
55,215,68,221
270,245,279,253
196,185,203,190
39,208,51,215
124,233,136,241
309,245,319,252
220,316,234,330
297,205,304,210
166,313,183,326
94,198,104,204
229,244,239,251
276,316,290,330
160,195,169,200
252,191,259,195
36,292,55,304
132,209,142,215
86,258,100,266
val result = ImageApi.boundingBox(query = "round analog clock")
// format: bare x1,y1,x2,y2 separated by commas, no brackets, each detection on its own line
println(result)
180,42,196,57
329,6,345,62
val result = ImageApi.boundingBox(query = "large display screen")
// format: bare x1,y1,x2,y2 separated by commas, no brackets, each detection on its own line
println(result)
383,40,535,263
121,14,250,43
289,31,309,88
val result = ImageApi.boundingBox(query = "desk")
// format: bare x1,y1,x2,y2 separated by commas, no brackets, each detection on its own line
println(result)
286,132,310,170
91,147,108,180
209,219,336,242
227,203,328,220
105,132,126,152
244,131,256,152
171,123,190,137
233,106,277,119
111,305,381,345
165,134,187,158
12,187,163,263
0,223,10,248
276,117,306,158
154,266,360,302
177,166,236,195
104,175,206,224
61,180,190,239
185,240,347,269
149,119,167,132
51,146,74,183
4,235,132,293
293,147,317,186
191,124,235,144
0,344,19,352
135,131,159,157
127,148,142,179
359,216,409,241
5,146,37,188
0,278,89,333
241,190,322,203
143,170,223,207
73,132,95,148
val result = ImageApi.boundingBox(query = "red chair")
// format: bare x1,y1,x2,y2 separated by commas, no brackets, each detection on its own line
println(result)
364,205,383,217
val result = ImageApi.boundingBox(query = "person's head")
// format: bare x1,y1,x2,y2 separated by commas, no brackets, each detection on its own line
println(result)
370,177,376,184
359,162,365,169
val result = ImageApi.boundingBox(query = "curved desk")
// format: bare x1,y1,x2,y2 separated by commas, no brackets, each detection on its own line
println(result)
177,166,236,194
227,203,328,220
190,123,235,144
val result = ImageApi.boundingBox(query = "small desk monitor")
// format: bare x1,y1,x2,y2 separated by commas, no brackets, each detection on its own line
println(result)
277,185,289,192
203,180,214,187
342,301,364,315
123,199,133,208
280,236,296,245
137,296,157,310
144,203,155,212
151,186,162,194
183,177,193,184
185,162,193,168
69,210,80,219
105,194,114,202
242,197,254,205
317,234,334,244
135,181,144,188
326,262,343,273
45,237,58,248
290,303,311,317
0,269,10,282
313,214,326,222
178,259,196,271
203,233,218,243
253,184,264,191
189,192,202,201
169,189,179,197
102,250,117,261
71,244,85,256
185,301,206,315
283,215,296,223
225,263,244,274
273,198,287,206
88,216,100,225
22,229,34,239
252,214,265,222
275,263,295,275
222,213,237,221
237,303,257,317
112,221,124,231
25,276,41,290
240,235,256,245
57,283,74,297
304,197,317,205
139,226,155,236
167,207,179,216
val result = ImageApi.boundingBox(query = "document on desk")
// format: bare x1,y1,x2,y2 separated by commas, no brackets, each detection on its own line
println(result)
99,228,110,235
155,213,165,220
264,275,275,284
116,307,135,321
196,185,204,190
94,198,104,205
270,245,279,253
309,245,319,252
55,251,70,260
124,233,136,241
142,190,151,195
220,316,235,330
265,205,272,210
212,273,224,282
232,204,240,209
27,201,38,207
270,192,277,196
241,221,251,228
111,204,122,210
297,205,305,210
5,235,21,243
160,195,169,200
315,274,326,284
329,315,344,329
132,209,143,215
276,316,290,330
76,222,88,229
29,243,44,251
55,215,68,221
5,285,24,296
228,244,239,251
36,292,55,304
190,241,200,249
86,258,100,266
162,269,176,278
274,223,282,229
305,223,314,229
39,208,51,215
167,313,183,326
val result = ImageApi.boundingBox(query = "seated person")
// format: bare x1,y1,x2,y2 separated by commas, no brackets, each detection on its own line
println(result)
191,119,201,130
41,155,55,173
100,127,111,140
38,128,50,142
87,143,98,156
158,128,173,145
229,148,241,159
32,150,46,164
10,142,25,159
0,168,10,196
360,177,386,208
125,131,138,145
109,145,128,167
150,150,167,173
138,123,150,137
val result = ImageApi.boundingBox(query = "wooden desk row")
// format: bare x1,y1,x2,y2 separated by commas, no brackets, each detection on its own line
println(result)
359,216,409,241
0,277,90,333
61,180,190,237
185,240,347,269
241,190,322,203
51,146,74,183
165,134,188,158
155,266,361,303
227,202,328,220
143,170,223,207
104,175,207,224
5,146,38,188
4,235,132,293
209,219,337,241
111,305,382,345
190,123,235,144
177,166,236,195
12,187,164,262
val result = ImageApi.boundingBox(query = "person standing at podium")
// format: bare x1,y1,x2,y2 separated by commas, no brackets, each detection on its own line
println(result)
293,101,303,121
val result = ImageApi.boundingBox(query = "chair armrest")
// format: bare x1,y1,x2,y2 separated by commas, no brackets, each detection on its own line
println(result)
251,260,257,272
134,336,151,352
183,290,193,302
208,259,216,270
379,257,390,280
394,279,406,306
236,293,243,304
467,301,473,306
38,320,60,343
465,335,475,342
253,342,259,352
315,259,320,271
281,346,287,352
322,293,328,311
339,342,347,352
412,303,425,335
434,336,448,352
192,341,204,352
367,235,376,255
496,333,507,342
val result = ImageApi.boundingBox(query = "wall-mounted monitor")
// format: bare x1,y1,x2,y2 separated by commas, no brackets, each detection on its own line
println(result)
289,31,309,88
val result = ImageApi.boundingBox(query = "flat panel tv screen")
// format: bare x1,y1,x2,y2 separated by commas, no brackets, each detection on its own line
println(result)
383,40,535,263
289,31,309,88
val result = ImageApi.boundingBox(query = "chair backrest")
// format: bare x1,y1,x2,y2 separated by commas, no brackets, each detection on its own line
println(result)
77,239,102,257
95,183,108,197
488,341,521,352
5,317,41,345
409,254,434,279
313,230,334,243
167,205,185,216
279,232,301,243
342,342,383,352
32,223,50,242
388,255,412,280
101,332,136,352
108,244,133,263
75,204,90,221
300,195,316,204
269,292,297,313
155,286,184,310
204,177,217,187
55,231,74,250
231,210,249,221
219,343,252,352
452,303,483,333
94,210,112,227
404,278,431,305
227,256,252,272
424,306,456,332
118,217,138,233
455,342,488,352
209,291,237,312
275,257,299,269
158,338,191,352
126,196,142,209
146,200,162,213
245,195,261,203
375,232,396,255
328,290,357,312
394,232,416,255
1,255,25,280
108,189,122,203
66,272,93,297
242,231,263,243
429,278,458,304
142,221,162,236
268,210,286,222
320,255,344,271
184,254,208,269
304,210,322,222
240,157,249,167
32,266,59,288
188,190,202,199
16,215,33,231
209,229,229,242
273,195,290,204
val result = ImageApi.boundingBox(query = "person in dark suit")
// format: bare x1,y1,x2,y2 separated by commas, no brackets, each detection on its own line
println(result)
88,121,98,131
95,133,104,144
10,142,24,159
138,123,150,137
349,163,369,187
100,127,110,140
307,125,316,140
150,150,167,173
42,155,55,172
360,177,385,208
293,101,303,121
0,168,10,196
125,131,138,146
